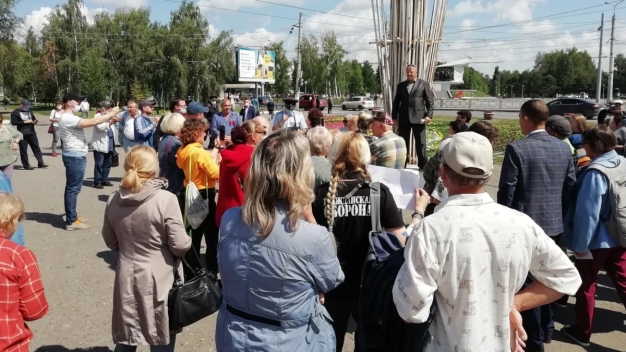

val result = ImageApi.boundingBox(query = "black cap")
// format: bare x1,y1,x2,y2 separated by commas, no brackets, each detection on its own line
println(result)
139,100,155,110
546,115,572,137
100,101,112,108
62,92,85,103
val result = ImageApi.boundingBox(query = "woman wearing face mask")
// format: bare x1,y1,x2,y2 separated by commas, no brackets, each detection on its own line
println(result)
49,101,64,156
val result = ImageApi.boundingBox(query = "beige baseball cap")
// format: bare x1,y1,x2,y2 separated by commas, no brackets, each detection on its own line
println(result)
440,132,493,179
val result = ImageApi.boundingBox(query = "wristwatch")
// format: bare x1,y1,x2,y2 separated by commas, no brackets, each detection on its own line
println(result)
412,210,424,220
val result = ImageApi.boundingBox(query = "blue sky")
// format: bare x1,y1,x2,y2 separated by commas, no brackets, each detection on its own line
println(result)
16,0,626,74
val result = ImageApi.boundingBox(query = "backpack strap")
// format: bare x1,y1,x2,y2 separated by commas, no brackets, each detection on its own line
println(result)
370,182,382,233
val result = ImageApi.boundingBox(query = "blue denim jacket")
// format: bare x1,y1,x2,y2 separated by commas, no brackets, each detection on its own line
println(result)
563,150,619,253
0,171,25,245
216,206,344,352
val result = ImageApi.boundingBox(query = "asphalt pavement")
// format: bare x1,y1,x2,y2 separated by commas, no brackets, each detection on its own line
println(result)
9,115,625,352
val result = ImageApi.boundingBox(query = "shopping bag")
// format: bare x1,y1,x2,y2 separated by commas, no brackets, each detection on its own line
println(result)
185,181,208,229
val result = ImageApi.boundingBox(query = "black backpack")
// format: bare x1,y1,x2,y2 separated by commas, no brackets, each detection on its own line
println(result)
355,182,435,352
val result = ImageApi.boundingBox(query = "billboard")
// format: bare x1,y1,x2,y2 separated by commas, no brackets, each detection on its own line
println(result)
237,48,276,84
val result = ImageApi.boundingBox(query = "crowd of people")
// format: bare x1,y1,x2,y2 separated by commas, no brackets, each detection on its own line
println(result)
1,76,626,352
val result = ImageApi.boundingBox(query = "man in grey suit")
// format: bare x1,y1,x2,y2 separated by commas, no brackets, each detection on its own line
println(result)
392,64,435,169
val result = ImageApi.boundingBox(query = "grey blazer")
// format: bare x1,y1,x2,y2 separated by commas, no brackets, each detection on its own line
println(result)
392,79,435,124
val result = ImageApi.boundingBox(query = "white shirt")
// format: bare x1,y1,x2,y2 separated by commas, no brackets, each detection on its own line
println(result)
123,112,138,141
49,110,62,127
59,112,88,154
273,110,307,131
393,193,581,352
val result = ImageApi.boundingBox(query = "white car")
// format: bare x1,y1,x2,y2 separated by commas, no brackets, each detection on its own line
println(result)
341,97,375,111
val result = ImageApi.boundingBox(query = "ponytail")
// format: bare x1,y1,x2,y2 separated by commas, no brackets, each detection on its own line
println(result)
121,166,143,192
120,146,159,192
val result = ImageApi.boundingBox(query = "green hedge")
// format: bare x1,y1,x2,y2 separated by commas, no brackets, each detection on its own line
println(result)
425,116,524,155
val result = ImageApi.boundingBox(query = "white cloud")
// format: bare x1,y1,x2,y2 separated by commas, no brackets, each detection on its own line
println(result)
459,19,476,32
448,0,486,17
488,0,544,22
23,7,53,35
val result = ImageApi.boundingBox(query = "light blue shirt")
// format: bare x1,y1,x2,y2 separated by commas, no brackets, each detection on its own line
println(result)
210,112,242,138
563,150,619,253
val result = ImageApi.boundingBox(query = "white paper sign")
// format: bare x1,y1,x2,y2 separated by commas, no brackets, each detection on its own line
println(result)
367,165,423,210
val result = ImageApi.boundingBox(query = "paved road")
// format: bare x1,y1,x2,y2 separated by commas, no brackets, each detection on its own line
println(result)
10,117,625,352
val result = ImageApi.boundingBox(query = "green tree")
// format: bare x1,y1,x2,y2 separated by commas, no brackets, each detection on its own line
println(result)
362,61,377,93
0,0,22,41
346,60,364,94
320,31,346,95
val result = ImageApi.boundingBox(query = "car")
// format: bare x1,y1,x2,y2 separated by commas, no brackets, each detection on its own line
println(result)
546,98,601,120
258,96,271,105
341,96,375,111
298,94,327,111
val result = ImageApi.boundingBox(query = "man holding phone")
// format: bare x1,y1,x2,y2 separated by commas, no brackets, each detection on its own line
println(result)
272,100,307,132
10,99,47,170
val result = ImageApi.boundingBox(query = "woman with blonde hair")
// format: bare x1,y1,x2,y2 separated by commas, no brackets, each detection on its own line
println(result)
102,146,191,352
312,132,422,350
216,130,344,352
0,193,48,351
158,113,186,206
215,121,263,227
176,119,220,273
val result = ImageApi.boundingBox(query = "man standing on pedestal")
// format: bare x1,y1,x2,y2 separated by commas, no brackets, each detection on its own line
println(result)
392,64,434,169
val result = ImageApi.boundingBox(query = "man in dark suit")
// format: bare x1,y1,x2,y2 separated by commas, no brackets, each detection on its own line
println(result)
240,97,258,121
497,99,576,352
392,64,434,169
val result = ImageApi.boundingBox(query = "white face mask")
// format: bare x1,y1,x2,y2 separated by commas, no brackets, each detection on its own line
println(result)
180,108,187,114
71,102,81,113
244,103,250,107
56,105,62,110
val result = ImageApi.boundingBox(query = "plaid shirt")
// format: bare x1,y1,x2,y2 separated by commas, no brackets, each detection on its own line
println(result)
370,130,407,170
0,237,48,352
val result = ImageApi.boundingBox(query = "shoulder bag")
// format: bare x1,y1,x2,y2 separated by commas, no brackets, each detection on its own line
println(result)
184,150,209,230
168,245,221,330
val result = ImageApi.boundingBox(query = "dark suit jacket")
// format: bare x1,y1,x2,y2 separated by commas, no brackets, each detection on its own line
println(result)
392,79,434,124
240,106,258,121
497,130,576,236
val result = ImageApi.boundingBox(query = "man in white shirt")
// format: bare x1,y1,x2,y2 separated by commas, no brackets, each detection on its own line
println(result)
118,100,156,152
272,101,307,132
59,92,119,231
393,132,581,352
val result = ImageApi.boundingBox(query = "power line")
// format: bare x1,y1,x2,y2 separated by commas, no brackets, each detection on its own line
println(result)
255,0,372,20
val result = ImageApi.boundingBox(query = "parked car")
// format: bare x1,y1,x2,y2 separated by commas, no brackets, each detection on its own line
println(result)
546,98,600,120
298,94,327,111
341,96,375,111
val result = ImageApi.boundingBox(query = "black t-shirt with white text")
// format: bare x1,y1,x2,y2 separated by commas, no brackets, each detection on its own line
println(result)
313,180,405,299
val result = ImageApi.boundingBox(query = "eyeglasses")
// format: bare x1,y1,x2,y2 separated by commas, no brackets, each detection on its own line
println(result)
256,130,267,136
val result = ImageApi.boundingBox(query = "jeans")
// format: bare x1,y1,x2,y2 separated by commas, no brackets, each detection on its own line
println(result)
62,155,86,225
114,335,176,352
0,164,13,179
93,151,112,185
51,126,60,150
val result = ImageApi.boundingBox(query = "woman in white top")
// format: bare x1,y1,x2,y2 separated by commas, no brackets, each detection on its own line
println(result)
49,101,63,157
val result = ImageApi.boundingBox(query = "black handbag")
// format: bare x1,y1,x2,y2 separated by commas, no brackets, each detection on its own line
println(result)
111,150,120,168
168,247,221,330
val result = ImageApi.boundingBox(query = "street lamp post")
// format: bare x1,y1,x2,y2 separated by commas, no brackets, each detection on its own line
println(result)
606,0,624,102
522,85,524,99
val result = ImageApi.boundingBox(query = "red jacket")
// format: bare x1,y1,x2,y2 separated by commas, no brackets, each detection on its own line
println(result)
216,144,254,227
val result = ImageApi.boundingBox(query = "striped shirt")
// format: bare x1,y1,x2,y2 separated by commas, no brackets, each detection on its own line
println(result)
0,237,48,352
370,130,407,170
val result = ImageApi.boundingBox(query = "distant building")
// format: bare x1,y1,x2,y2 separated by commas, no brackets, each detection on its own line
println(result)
432,59,470,98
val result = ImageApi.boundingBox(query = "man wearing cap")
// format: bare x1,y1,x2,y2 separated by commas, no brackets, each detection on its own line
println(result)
369,111,407,170
546,115,576,159
10,99,47,170
210,99,242,145
272,100,306,132
598,99,624,124
497,100,577,351
117,100,156,152
392,64,434,169
393,132,581,352
58,92,119,231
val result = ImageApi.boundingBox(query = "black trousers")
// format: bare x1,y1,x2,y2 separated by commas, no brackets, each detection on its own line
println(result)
398,122,427,168
189,188,219,274
19,133,44,167
325,297,359,352
521,234,561,350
